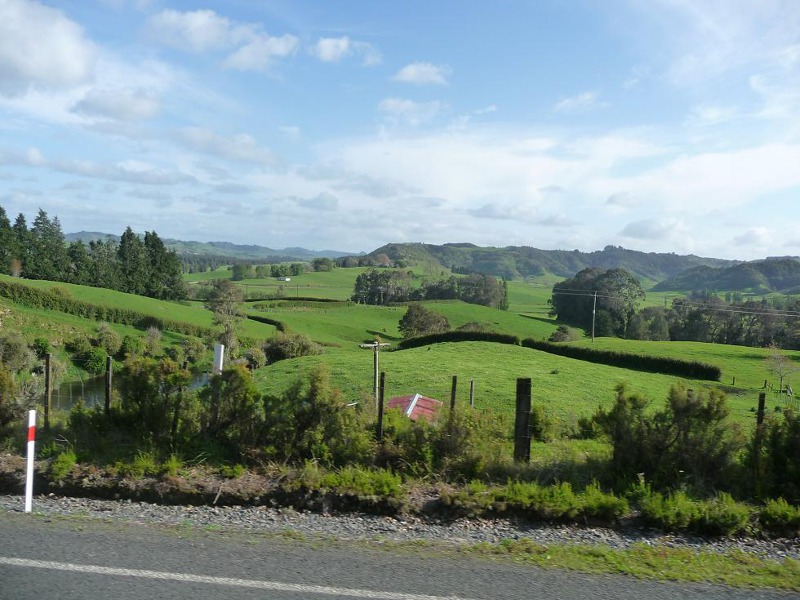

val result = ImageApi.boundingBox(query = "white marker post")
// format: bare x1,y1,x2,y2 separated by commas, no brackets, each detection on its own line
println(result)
25,410,36,513
212,344,225,375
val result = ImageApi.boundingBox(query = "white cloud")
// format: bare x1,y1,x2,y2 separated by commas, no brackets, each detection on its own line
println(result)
222,34,298,71
147,9,298,71
554,91,599,113
605,192,638,208
173,127,276,166
292,192,339,211
73,88,160,121
621,218,685,241
0,0,96,96
685,105,738,127
392,62,449,85
378,98,446,126
309,36,381,66
733,226,772,246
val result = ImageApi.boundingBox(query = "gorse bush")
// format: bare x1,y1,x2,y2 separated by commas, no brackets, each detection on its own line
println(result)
758,498,800,537
593,383,743,491
262,332,322,362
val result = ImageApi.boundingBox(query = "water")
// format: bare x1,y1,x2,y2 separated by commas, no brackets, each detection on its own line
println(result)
52,372,210,412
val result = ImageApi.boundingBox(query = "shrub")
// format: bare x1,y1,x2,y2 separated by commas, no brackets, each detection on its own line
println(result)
49,450,77,481
696,492,751,536
31,337,50,359
320,466,404,499
263,332,322,363
593,383,743,491
548,325,580,342
95,322,122,356
84,346,109,375
399,304,450,338
759,498,800,537
640,489,751,535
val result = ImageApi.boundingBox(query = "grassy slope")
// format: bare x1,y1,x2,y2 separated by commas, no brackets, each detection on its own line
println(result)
0,275,275,339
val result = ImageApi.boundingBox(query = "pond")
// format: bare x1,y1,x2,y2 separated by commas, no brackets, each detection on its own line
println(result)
53,371,211,411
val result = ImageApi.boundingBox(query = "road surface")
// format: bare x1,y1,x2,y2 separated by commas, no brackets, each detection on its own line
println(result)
0,511,796,600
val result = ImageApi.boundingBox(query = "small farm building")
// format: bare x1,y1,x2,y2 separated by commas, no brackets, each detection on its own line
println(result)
386,394,442,421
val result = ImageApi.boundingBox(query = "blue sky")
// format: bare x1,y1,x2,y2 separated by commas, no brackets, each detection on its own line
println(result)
1,0,799,260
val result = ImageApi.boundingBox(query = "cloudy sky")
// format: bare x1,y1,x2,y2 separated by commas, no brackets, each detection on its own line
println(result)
1,0,799,260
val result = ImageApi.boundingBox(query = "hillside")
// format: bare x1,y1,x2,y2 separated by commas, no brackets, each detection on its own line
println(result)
356,243,736,281
653,257,800,293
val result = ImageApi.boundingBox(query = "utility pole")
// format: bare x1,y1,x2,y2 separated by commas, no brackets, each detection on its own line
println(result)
591,290,597,343
359,340,390,410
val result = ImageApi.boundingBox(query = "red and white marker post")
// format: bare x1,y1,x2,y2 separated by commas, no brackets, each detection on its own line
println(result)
25,410,36,513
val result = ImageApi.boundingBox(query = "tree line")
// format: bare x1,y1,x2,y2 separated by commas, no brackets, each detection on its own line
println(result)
0,205,186,300
352,269,508,309
552,267,800,349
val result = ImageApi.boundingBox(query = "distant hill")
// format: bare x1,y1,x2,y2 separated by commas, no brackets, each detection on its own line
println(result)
66,231,355,261
355,243,736,281
653,257,800,293
65,231,120,243
166,239,355,261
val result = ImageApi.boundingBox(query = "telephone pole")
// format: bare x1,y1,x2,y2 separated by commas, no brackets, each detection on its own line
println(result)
591,290,597,342
359,340,390,410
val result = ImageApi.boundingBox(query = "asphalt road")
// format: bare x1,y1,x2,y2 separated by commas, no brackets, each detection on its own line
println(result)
0,512,797,600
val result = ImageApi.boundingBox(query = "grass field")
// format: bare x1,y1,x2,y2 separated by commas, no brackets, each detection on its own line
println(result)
3,270,792,434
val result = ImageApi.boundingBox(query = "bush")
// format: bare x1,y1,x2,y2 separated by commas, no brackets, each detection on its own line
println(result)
263,332,322,363
95,322,122,356
397,331,520,350
31,337,50,359
548,325,580,342
84,347,109,375
640,489,751,535
320,466,404,499
759,498,800,537
593,383,743,491
398,304,450,338
49,450,77,481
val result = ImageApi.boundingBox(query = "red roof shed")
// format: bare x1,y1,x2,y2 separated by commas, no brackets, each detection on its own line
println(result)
386,393,443,421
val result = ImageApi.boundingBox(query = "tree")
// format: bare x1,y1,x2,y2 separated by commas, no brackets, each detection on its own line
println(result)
11,213,30,276
28,209,68,280
312,257,334,272
0,206,13,275
551,268,645,337
399,304,450,338
144,231,186,300
66,240,93,285
117,227,149,295
205,280,244,356
88,238,121,290
765,344,798,394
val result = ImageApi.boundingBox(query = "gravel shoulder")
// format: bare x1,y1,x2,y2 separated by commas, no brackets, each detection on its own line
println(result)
3,493,799,562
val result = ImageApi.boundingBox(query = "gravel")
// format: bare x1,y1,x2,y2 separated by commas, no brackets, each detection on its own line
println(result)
3,494,799,560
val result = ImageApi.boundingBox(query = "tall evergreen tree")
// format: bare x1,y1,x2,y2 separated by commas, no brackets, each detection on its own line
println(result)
89,239,121,290
66,240,93,285
117,227,148,295
0,206,13,275
11,213,30,277
144,231,186,300
28,209,68,280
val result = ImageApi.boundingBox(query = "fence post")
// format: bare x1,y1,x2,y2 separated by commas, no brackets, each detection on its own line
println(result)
469,379,475,408
104,356,113,417
754,392,767,496
44,353,51,431
450,375,457,412
376,371,386,442
514,378,532,463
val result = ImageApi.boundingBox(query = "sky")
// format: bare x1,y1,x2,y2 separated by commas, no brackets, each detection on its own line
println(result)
1,0,799,260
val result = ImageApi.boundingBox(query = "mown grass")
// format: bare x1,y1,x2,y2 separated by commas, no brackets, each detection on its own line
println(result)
570,337,797,393
0,275,275,340
253,342,763,427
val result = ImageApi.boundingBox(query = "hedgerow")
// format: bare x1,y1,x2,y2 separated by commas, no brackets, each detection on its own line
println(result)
397,331,521,350
521,338,721,381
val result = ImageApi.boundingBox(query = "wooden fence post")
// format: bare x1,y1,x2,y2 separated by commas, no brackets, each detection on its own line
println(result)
376,371,386,442
514,378,532,463
469,379,475,408
104,356,113,416
754,391,767,496
44,353,51,431
450,375,457,412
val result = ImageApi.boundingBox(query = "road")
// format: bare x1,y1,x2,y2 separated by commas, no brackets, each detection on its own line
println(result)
0,511,796,600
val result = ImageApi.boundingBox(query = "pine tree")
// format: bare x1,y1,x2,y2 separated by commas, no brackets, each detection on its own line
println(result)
117,227,149,295
0,206,13,275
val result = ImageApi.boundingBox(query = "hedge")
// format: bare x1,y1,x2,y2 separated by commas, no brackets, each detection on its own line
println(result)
0,280,214,338
397,331,521,350
521,338,721,381
246,314,288,332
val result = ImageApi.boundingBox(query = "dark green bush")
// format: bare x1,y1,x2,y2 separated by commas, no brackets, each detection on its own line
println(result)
263,332,322,362
593,383,743,491
759,498,800,537
397,331,520,350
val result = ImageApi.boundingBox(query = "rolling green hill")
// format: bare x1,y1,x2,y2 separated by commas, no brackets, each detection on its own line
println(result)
356,243,735,281
654,257,800,293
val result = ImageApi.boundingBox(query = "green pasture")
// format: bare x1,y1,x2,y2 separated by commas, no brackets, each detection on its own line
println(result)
253,342,764,428
422,300,558,340
183,267,232,282
0,276,275,340
571,337,799,393
249,302,405,346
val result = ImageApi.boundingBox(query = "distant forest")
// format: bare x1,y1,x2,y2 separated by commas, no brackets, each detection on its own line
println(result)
0,205,186,301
